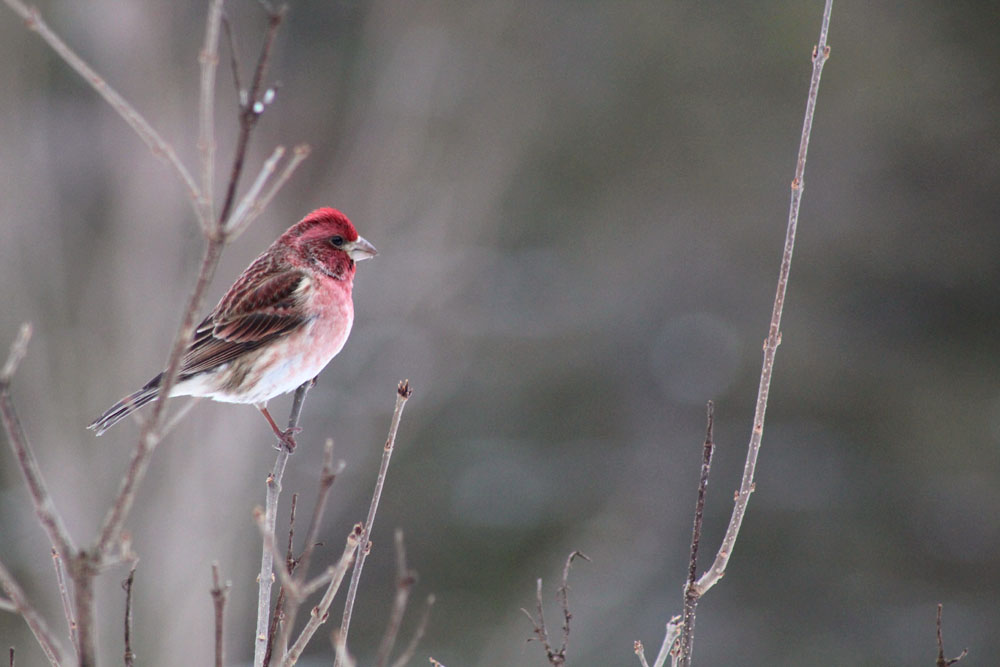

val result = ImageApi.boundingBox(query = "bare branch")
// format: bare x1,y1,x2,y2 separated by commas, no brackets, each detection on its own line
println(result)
254,379,313,667
0,557,63,665
389,595,435,667
0,325,76,565
197,0,225,230
675,404,715,667
283,530,358,666
523,551,588,666
122,566,137,667
279,438,343,656
694,0,834,596
336,381,414,666
936,604,968,667
375,529,417,667
0,0,201,216
225,145,286,236
634,641,650,667
211,563,230,667
217,4,286,228
231,143,312,236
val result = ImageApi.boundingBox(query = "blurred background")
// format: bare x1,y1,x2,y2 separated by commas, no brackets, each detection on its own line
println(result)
1,1,998,665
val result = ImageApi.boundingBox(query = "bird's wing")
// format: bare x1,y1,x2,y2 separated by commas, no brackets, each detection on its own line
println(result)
180,267,312,377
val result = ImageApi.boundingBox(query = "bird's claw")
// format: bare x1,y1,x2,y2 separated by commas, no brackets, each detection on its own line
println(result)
274,426,302,452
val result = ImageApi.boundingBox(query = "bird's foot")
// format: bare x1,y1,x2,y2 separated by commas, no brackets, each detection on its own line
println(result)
273,426,302,452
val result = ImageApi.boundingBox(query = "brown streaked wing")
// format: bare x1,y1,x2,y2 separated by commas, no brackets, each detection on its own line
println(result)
179,269,312,377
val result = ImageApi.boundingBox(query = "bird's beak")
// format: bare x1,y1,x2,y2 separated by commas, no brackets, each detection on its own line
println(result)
348,236,378,261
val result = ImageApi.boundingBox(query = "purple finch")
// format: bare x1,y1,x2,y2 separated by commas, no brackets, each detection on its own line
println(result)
89,207,376,447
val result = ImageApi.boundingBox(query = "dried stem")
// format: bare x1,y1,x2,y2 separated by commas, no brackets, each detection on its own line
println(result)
197,0,225,229
675,404,715,667
278,438,343,657
283,531,358,666
388,595,435,667
254,380,313,667
211,563,230,667
218,4,286,228
335,381,414,667
231,144,312,236
693,0,833,596
122,567,137,667
935,604,968,667
638,4,834,665
0,0,201,216
375,529,416,667
523,551,589,666
0,557,63,665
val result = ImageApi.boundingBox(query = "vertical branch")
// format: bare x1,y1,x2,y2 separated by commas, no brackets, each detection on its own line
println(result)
197,0,225,229
254,380,313,667
122,567,137,667
71,557,98,667
935,604,968,667
218,4,286,228
211,563,230,667
277,438,343,658
375,530,416,667
50,550,76,647
676,403,715,667
335,381,413,667
693,0,834,596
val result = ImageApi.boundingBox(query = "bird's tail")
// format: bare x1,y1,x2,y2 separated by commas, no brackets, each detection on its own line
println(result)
88,376,162,435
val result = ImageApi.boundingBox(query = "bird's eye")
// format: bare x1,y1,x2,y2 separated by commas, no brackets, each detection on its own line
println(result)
330,236,344,247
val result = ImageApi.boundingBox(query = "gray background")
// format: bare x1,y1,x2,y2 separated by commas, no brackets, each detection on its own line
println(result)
1,1,997,665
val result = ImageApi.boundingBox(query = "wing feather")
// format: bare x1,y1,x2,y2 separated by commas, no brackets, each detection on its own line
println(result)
178,266,312,378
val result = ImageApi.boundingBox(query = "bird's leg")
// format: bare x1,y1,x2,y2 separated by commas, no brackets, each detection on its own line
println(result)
257,404,301,452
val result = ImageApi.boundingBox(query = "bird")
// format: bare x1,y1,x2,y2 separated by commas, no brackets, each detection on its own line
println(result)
88,207,377,449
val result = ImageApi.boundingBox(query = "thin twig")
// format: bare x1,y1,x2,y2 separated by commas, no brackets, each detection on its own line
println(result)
556,551,589,661
936,604,968,667
331,631,357,667
225,144,286,236
523,552,588,666
279,438,343,656
231,144,312,236
254,380,313,667
375,529,417,667
262,494,298,666
0,0,201,215
694,0,833,596
675,404,715,667
197,0,225,230
389,595,435,667
283,530,358,666
0,598,15,613
0,557,63,665
122,566,137,667
211,563,230,667
0,324,76,565
335,381,414,667
218,4,286,228
634,641,650,667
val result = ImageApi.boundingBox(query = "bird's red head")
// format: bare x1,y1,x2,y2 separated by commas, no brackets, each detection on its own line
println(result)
284,208,377,280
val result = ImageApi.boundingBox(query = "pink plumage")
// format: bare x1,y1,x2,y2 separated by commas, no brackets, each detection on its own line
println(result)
89,208,376,447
